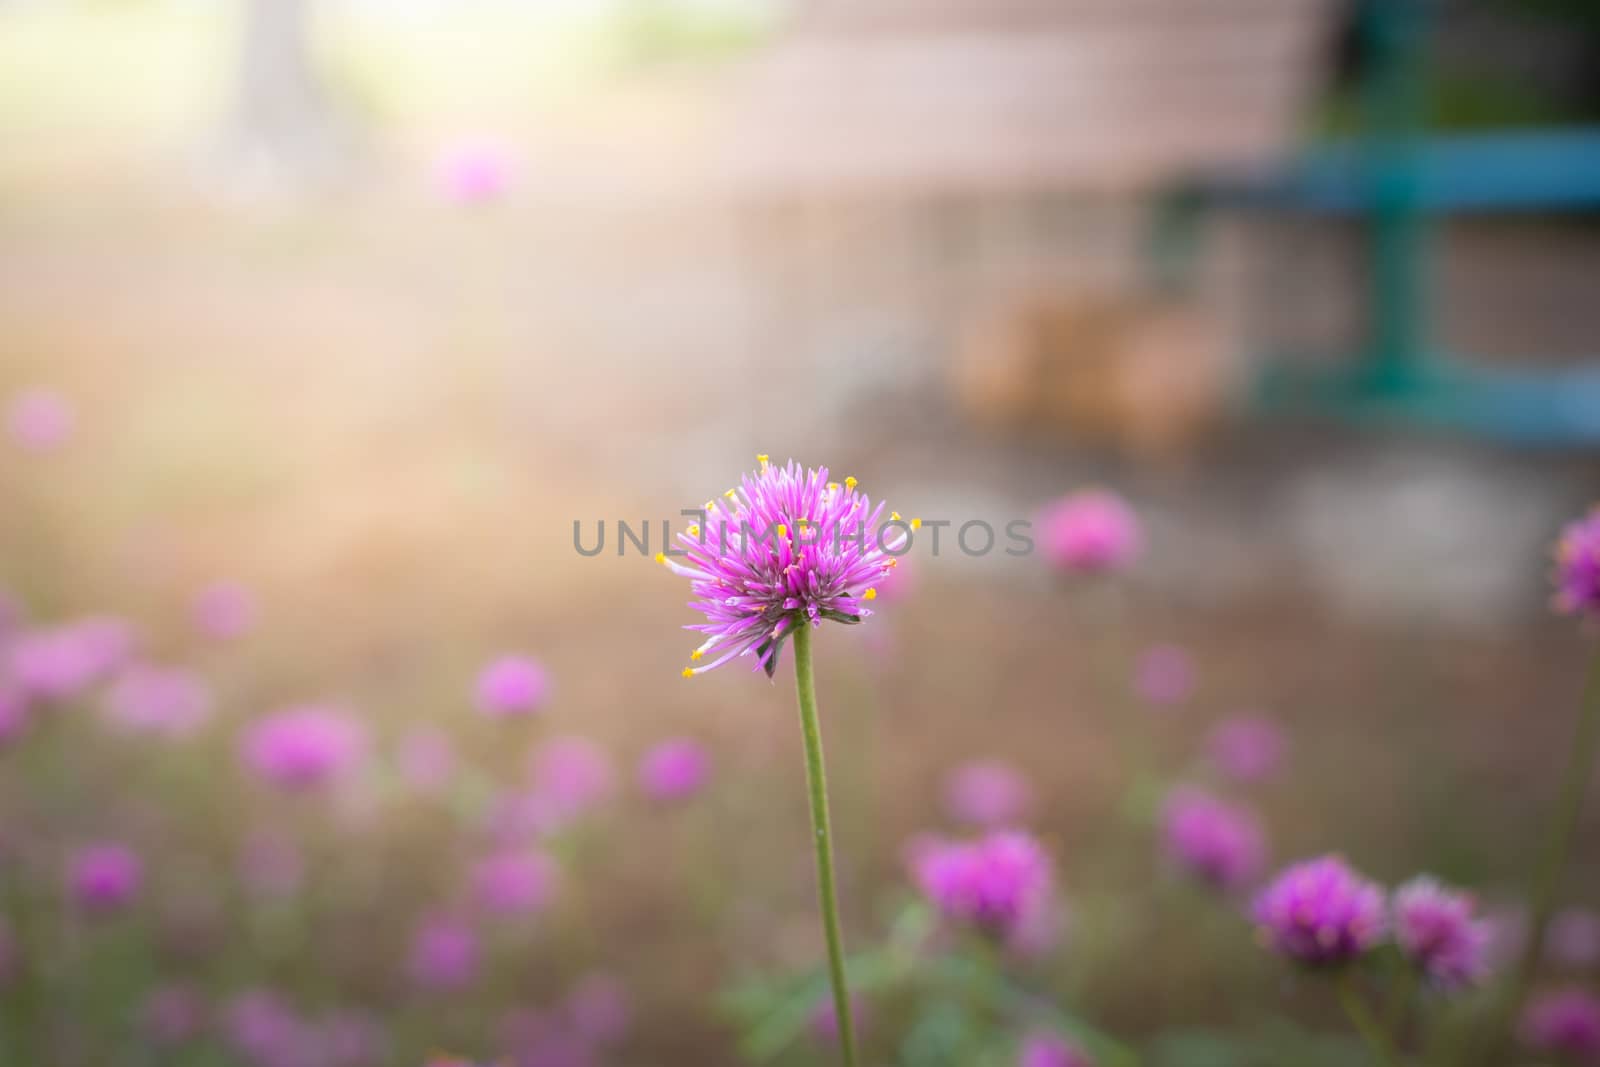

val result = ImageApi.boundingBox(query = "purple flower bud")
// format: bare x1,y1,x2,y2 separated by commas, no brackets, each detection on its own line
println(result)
1252,855,1385,966
1206,715,1287,783
68,842,142,913
241,706,366,790
1161,787,1265,891
1018,1031,1095,1067
1521,988,1600,1059
909,830,1055,942
638,738,712,803
1038,490,1142,574
476,656,549,718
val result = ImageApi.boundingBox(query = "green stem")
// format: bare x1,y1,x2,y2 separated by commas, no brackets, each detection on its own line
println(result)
791,624,859,1067
1338,974,1401,1067
1503,643,1600,1028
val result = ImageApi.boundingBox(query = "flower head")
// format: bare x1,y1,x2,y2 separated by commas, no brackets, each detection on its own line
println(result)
8,617,134,701
944,760,1032,828
638,738,712,803
1392,876,1492,988
475,655,549,718
1554,508,1600,617
1161,787,1265,891
1521,988,1600,1060
193,581,256,641
6,387,73,452
1135,644,1194,707
528,737,614,823
1252,855,1386,966
1038,490,1142,574
409,916,479,990
1018,1031,1094,1067
68,842,142,913
102,665,212,739
1206,715,1287,783
470,848,559,917
241,706,366,790
661,458,907,677
909,830,1055,941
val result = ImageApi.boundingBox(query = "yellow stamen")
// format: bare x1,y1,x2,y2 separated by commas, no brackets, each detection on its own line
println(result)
757,453,769,466
845,476,858,490
864,588,877,600
891,511,901,521
687,524,699,537
724,488,737,500
690,649,704,661
886,558,899,568
654,552,666,565
827,482,840,491
910,517,922,530
681,667,695,679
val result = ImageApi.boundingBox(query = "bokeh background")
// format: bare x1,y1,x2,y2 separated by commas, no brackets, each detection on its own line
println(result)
3,0,1600,1064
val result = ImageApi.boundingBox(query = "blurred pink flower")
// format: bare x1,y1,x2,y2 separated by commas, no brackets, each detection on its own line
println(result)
224,990,304,1066
1018,1031,1094,1067
1134,644,1194,708
8,617,134,701
396,727,455,793
944,760,1032,828
239,831,304,899
1206,715,1286,783
68,842,142,913
567,973,631,1045
102,664,212,739
476,655,549,718
1550,909,1600,970
6,387,73,452
436,138,514,203
638,738,711,803
909,830,1055,942
144,984,207,1044
409,915,479,991
241,706,366,790
1253,855,1385,966
0,686,29,749
528,737,614,822
1161,787,1265,891
193,581,257,641
1521,988,1600,1059
1392,876,1492,989
470,848,559,917
1038,490,1141,574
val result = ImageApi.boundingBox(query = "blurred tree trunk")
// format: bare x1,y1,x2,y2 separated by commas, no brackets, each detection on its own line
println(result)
223,0,351,187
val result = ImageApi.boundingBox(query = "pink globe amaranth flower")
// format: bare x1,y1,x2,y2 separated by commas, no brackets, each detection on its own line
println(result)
436,138,513,203
67,842,142,913
6,387,73,452
1134,644,1194,707
239,830,304,898
241,706,366,790
1554,507,1600,617
102,664,212,739
638,738,711,802
1161,787,1265,891
1037,490,1142,574
396,727,455,793
1550,909,1600,970
193,581,256,641
1018,1031,1095,1067
144,984,206,1044
1521,988,1600,1060
909,830,1055,941
1206,715,1287,783
809,993,868,1043
470,848,559,916
0,686,29,748
1392,876,1492,989
529,736,615,822
7,616,134,701
567,973,631,1044
944,760,1032,828
475,655,549,718
659,458,908,678
410,916,479,990
1252,855,1386,966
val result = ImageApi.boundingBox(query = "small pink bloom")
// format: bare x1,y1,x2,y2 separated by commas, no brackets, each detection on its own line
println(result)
241,706,366,790
470,849,559,917
476,656,549,718
102,665,212,739
1522,988,1600,1059
68,842,142,913
944,760,1032,828
1206,715,1287,783
528,737,614,823
638,738,711,803
1135,644,1194,707
6,387,73,452
1018,1031,1094,1067
410,916,479,991
1392,876,1492,988
909,830,1055,943
8,617,134,701
1161,787,1265,891
1038,490,1141,574
193,582,256,641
